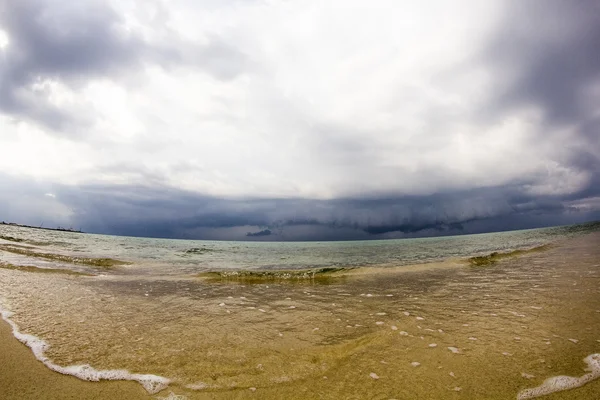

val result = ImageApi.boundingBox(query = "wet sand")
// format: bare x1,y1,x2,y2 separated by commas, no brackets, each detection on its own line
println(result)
0,319,148,400
2,314,599,400
1,232,599,399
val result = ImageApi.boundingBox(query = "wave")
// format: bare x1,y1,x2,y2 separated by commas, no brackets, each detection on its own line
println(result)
0,303,170,394
198,266,353,283
517,353,600,399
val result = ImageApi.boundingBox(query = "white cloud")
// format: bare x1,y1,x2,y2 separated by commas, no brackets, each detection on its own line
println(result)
0,29,8,49
0,0,595,201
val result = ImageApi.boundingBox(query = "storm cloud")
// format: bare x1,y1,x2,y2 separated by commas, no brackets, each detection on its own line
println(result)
0,0,598,240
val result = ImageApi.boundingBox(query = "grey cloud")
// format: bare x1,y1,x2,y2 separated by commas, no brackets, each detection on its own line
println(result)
48,186,600,239
0,0,247,135
190,35,249,81
0,0,145,134
473,0,600,209
486,0,600,130
2,172,597,241
1,1,599,241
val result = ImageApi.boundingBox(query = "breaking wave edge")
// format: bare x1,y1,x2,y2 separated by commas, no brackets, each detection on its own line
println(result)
0,303,170,394
517,353,600,399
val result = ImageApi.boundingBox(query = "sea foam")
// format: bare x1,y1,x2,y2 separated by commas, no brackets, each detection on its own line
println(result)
0,304,170,394
517,353,600,399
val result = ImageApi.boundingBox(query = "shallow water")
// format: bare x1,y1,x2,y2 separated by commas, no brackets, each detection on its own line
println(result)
0,223,599,399
1,223,596,275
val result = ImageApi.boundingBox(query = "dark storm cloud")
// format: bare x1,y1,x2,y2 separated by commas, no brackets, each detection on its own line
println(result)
1,174,596,241
56,185,600,239
486,0,600,130
0,0,145,134
0,0,247,135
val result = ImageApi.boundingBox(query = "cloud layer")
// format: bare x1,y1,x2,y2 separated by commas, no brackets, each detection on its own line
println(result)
0,0,598,240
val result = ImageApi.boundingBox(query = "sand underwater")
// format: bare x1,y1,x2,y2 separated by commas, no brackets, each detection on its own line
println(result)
0,223,599,399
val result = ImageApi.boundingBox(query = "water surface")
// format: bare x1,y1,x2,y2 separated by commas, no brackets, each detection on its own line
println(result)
0,223,599,399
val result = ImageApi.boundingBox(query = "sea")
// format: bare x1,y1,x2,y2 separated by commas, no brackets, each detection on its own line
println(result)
0,222,599,399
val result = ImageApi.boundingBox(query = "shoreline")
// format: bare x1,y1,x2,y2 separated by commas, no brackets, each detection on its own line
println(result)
0,318,150,400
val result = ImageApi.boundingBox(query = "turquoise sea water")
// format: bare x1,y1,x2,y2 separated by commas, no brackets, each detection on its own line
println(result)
0,222,598,276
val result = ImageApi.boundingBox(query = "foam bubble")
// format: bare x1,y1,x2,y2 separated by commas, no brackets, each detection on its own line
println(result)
517,354,600,399
156,392,188,400
186,381,209,390
0,305,170,394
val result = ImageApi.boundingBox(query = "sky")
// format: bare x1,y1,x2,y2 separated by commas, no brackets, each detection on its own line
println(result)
0,0,599,241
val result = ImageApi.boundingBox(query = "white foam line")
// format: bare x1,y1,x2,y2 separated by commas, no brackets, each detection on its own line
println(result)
517,354,600,400
0,304,170,394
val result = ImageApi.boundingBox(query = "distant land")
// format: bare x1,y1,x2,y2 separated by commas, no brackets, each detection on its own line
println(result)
0,221,84,234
